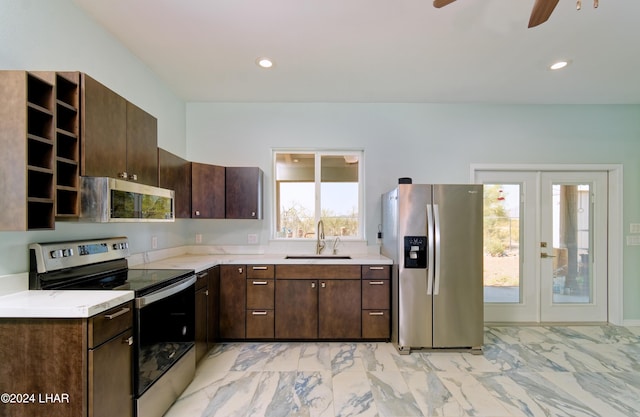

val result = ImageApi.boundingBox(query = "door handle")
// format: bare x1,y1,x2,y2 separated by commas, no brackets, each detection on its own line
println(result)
540,253,556,258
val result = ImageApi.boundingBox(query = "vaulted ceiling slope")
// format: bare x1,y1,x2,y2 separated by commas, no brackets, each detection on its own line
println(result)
73,0,640,104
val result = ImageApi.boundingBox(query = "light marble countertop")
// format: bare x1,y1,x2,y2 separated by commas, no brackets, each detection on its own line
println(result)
0,246,392,319
0,290,133,318
134,253,393,274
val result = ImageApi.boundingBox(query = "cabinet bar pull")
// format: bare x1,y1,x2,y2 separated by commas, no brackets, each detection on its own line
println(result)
252,281,268,285
252,266,268,270
368,266,385,270
252,311,268,316
123,336,134,346
197,272,209,278
104,307,130,320
368,281,385,285
369,311,385,316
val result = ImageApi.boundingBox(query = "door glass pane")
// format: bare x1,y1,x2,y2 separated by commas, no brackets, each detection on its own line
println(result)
483,184,521,303
551,183,592,304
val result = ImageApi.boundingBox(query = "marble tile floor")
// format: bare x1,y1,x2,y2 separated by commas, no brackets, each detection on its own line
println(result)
164,325,640,417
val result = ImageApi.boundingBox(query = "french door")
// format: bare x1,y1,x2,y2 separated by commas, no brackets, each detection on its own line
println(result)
475,170,609,323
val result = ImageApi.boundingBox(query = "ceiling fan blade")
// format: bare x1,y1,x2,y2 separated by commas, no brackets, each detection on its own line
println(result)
433,0,457,8
528,0,561,28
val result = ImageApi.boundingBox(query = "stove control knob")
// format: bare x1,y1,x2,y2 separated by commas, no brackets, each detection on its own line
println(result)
50,250,63,259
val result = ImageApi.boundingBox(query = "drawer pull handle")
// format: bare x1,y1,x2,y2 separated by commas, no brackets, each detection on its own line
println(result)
253,281,268,285
252,266,268,270
369,312,385,316
104,307,130,320
369,281,385,285
197,272,209,278
252,311,268,316
123,336,134,346
368,266,385,270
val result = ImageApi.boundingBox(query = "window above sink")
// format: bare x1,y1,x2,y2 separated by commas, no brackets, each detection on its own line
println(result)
273,149,364,241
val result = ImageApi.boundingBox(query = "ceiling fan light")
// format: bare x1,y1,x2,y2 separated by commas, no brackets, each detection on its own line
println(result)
550,61,569,70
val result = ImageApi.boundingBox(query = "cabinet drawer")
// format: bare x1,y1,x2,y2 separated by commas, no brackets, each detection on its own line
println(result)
196,270,209,290
89,301,133,348
361,265,391,280
362,279,390,310
362,310,390,339
247,278,274,309
246,310,274,339
247,264,275,279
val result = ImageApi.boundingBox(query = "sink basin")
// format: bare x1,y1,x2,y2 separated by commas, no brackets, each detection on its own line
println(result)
285,255,352,259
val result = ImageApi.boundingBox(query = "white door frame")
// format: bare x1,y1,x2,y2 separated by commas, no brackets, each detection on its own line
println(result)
471,163,623,325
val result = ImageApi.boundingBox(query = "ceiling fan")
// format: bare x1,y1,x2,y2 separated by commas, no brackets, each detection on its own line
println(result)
433,0,599,28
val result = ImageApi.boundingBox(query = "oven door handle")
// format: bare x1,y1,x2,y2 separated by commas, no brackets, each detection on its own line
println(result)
135,275,196,309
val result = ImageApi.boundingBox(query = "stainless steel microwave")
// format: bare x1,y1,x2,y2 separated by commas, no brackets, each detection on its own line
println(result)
79,177,175,222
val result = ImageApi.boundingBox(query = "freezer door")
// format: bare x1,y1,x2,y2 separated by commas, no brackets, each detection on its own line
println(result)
396,184,433,350
432,184,484,348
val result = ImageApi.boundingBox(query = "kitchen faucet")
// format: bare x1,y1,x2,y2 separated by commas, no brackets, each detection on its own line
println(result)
316,220,325,254
332,236,341,255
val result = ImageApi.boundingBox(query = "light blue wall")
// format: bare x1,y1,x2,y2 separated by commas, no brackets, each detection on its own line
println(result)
1,1,639,321
0,0,189,274
186,103,640,321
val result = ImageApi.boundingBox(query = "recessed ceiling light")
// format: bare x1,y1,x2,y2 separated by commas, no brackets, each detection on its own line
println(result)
549,60,569,70
256,57,274,69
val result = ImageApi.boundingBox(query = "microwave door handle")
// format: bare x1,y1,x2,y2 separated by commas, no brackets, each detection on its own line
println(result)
433,203,441,296
135,275,196,308
427,204,434,296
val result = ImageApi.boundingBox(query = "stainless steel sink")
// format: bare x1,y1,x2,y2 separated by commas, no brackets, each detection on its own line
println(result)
285,255,352,259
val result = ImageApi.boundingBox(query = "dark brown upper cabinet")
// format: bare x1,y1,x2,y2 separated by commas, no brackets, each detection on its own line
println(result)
226,167,263,219
192,162,225,219
158,148,192,218
81,74,158,186
0,71,56,230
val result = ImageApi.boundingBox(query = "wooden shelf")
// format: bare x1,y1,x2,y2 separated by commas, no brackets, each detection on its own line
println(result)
54,72,80,219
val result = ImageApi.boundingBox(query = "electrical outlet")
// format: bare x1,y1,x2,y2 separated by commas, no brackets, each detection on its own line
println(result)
151,236,158,249
627,235,640,246
195,234,202,244
248,234,258,244
631,223,640,234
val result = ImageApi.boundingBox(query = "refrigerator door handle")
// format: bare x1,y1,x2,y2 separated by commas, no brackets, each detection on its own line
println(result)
434,203,441,295
427,204,435,295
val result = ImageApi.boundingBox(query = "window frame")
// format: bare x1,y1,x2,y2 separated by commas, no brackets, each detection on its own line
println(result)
272,149,364,240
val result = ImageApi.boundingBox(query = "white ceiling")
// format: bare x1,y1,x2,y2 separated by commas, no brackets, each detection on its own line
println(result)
72,0,640,104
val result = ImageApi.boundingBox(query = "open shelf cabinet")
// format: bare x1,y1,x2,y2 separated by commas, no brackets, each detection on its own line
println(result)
0,70,80,230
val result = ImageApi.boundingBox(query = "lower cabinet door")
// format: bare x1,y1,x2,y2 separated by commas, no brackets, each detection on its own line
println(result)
195,286,208,362
246,310,275,339
275,280,318,339
89,328,133,417
319,280,361,339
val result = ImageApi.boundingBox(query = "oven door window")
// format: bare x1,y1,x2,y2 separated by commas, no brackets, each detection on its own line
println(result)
135,283,195,396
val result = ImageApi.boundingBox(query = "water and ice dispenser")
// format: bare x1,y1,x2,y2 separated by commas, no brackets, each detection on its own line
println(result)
403,236,427,269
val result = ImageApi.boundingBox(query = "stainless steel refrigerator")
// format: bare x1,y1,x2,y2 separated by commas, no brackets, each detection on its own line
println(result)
381,184,484,354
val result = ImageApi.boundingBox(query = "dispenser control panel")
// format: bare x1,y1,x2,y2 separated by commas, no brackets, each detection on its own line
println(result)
404,236,427,269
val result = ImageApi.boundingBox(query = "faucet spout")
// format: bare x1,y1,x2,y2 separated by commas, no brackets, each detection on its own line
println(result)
332,236,341,255
316,220,325,254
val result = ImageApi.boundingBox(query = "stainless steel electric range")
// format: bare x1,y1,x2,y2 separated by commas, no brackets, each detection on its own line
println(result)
29,236,196,417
